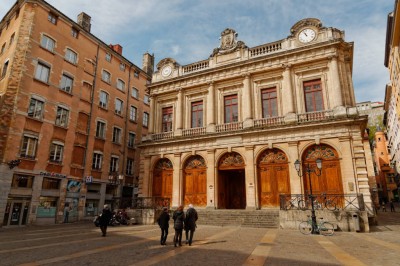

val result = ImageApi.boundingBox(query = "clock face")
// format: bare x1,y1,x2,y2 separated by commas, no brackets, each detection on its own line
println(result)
298,28,316,43
161,65,172,77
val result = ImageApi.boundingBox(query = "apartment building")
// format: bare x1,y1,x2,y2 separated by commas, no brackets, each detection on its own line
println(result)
0,0,152,226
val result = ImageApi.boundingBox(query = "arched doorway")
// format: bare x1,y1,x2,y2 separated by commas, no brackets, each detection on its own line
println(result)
152,158,173,200
257,148,290,208
218,152,246,209
302,144,343,195
183,155,207,207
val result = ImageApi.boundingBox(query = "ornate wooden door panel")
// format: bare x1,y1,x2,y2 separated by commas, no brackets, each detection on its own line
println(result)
152,159,173,199
184,156,207,206
257,149,290,207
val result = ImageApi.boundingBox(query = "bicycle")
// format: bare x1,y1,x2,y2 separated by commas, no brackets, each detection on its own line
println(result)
299,216,335,236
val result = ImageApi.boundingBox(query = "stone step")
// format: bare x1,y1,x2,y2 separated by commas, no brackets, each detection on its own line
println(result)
194,209,279,228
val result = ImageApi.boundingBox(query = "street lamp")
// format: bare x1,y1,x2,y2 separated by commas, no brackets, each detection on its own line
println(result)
294,158,322,234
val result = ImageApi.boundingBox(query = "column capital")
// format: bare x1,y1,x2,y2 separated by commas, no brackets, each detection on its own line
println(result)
281,63,292,70
241,73,251,79
328,55,339,61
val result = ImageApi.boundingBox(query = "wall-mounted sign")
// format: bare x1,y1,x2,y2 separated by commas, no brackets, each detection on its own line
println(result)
85,176,93,184
40,172,67,179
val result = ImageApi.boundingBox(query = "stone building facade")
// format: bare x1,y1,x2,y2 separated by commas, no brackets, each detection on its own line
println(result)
139,19,374,220
0,0,152,226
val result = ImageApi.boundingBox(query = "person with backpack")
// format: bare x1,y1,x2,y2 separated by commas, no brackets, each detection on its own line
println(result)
172,205,185,247
157,207,170,245
184,204,198,246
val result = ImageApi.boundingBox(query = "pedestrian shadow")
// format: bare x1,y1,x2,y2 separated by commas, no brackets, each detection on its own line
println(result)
197,240,227,245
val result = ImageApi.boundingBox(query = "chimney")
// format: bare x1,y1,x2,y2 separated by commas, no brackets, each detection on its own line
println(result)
142,52,154,76
109,44,123,55
77,12,91,32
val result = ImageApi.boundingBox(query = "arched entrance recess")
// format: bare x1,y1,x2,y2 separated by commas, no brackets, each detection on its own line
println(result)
218,152,246,209
302,144,343,195
183,155,207,207
257,148,290,208
152,158,173,200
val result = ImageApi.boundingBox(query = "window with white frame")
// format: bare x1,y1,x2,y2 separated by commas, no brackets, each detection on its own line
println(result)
92,152,103,170
96,121,106,138
40,35,55,52
115,98,123,115
55,106,69,127
112,127,122,144
120,62,125,71
131,87,139,98
116,79,125,91
65,48,77,64
105,53,112,62
20,135,38,158
28,98,44,119
144,95,150,105
128,132,135,148
129,106,137,121
109,156,119,173
71,28,78,38
49,142,63,163
1,60,9,79
126,158,134,176
102,70,111,83
99,91,108,108
60,74,73,93
143,112,149,127
48,13,57,24
34,62,50,83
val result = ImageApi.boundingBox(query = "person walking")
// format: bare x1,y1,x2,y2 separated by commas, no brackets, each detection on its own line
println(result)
157,207,170,245
184,204,198,246
172,205,185,247
382,202,387,212
390,200,396,212
99,205,112,237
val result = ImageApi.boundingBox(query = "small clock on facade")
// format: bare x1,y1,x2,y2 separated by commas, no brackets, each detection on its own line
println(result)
161,65,172,77
298,28,316,43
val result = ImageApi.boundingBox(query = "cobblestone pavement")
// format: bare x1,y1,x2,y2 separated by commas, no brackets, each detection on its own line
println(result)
0,211,400,266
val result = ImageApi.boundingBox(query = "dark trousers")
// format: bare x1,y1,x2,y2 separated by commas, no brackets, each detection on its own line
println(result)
160,228,168,244
174,229,183,246
100,225,108,236
185,229,194,245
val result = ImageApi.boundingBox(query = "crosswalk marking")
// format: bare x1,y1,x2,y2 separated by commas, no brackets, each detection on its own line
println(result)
352,233,400,252
317,238,367,266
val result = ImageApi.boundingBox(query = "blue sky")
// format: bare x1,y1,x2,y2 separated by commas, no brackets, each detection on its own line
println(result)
0,0,393,102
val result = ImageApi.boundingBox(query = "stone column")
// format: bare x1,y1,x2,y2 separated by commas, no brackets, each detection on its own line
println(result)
329,56,344,109
288,141,302,195
148,95,155,134
242,75,253,128
139,155,151,197
206,149,216,209
172,153,182,208
206,82,216,132
175,89,183,136
245,146,256,210
282,65,295,115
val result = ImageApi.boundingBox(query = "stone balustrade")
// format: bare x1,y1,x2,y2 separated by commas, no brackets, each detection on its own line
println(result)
249,41,283,57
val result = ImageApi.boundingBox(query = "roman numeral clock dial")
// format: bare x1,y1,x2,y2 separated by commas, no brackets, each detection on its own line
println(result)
298,28,316,43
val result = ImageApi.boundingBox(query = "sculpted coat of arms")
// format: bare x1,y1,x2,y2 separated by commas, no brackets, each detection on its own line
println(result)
211,28,247,57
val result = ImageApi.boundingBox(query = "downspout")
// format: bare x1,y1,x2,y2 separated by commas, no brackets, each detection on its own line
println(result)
82,45,100,177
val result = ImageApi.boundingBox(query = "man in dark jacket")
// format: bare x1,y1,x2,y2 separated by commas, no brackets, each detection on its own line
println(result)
185,204,198,246
173,205,185,247
99,205,112,237
157,207,170,245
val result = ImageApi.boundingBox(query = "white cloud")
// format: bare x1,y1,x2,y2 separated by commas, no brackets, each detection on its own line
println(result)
0,0,393,102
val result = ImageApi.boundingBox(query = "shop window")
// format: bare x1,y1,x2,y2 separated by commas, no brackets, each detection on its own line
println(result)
42,177,60,190
11,174,34,188
37,196,57,218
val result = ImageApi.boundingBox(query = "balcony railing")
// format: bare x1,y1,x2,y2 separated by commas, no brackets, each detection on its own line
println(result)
279,193,365,211
254,116,285,128
147,109,354,141
297,110,334,123
216,121,243,132
182,60,210,74
249,41,283,57
182,127,207,137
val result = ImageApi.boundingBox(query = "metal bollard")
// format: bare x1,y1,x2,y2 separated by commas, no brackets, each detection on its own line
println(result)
352,214,360,232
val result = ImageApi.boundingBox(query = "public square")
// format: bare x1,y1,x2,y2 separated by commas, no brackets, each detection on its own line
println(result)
0,211,399,266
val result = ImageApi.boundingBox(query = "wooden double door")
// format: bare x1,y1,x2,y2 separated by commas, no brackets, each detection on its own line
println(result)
258,164,290,207
152,159,173,199
218,170,246,209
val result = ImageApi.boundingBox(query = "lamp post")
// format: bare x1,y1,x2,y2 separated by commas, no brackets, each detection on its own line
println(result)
294,158,322,234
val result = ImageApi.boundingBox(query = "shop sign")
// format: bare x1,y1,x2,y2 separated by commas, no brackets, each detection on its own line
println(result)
40,172,67,179
85,176,93,184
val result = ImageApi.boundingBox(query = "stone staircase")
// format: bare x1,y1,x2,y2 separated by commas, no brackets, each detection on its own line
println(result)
195,209,279,228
